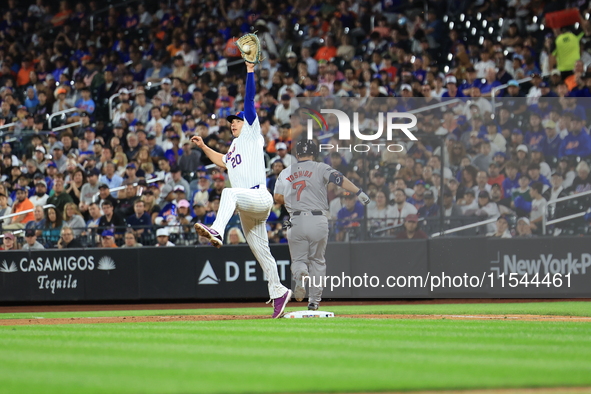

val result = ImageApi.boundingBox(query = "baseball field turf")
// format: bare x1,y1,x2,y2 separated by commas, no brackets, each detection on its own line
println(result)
1,302,590,394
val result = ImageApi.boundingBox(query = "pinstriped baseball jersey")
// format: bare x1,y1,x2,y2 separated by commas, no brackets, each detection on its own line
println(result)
222,117,267,189
275,161,335,215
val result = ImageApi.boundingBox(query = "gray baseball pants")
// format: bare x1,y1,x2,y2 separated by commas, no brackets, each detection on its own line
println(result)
287,214,329,304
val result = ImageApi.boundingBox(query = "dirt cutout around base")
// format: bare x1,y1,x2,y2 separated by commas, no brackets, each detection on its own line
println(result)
1,314,591,326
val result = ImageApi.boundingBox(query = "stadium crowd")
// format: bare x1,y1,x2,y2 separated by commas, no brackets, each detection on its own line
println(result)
1,0,591,249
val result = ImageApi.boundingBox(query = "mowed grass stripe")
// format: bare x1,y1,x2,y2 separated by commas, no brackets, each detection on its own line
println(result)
1,319,591,394
2,301,591,320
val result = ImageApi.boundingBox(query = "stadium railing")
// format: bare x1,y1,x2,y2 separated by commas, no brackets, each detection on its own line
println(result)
543,190,591,235
430,216,498,237
48,108,79,129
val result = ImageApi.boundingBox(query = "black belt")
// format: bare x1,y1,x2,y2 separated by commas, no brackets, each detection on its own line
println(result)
293,211,323,216
251,185,260,189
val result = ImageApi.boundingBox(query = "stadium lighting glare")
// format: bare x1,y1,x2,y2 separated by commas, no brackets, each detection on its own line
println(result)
499,18,504,26
586,13,590,20
299,30,303,36
443,15,448,22
504,50,508,56
449,22,454,29
477,12,482,20
471,28,477,35
479,36,485,45
447,53,453,61
460,14,465,22
497,35,501,41
533,16,538,23
540,24,545,30
489,27,494,34
294,23,299,30
444,66,450,73
482,20,487,27
575,22,580,29
344,27,349,33
466,21,470,28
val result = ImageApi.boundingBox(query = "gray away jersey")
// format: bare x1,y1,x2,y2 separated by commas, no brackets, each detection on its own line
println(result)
275,160,335,215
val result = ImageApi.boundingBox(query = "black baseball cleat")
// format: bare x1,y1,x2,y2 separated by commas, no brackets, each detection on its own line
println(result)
194,223,223,248
308,303,318,311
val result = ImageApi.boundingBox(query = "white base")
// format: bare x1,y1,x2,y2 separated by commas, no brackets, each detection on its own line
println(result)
283,310,335,318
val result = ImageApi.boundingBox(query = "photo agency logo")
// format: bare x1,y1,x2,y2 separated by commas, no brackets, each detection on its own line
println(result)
301,106,418,153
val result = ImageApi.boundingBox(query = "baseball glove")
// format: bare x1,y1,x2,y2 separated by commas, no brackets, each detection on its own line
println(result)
235,33,263,64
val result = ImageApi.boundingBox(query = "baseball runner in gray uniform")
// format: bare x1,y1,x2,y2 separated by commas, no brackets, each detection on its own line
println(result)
274,140,370,310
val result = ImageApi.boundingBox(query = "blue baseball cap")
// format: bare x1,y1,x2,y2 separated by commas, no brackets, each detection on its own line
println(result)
415,180,426,186
101,229,114,237
226,111,244,123
493,151,507,159
508,80,519,87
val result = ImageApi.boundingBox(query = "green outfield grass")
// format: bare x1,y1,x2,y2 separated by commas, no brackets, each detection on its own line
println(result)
2,301,591,320
0,302,591,394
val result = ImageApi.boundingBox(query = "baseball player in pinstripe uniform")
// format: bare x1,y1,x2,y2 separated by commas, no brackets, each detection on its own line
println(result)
274,140,370,311
191,61,292,319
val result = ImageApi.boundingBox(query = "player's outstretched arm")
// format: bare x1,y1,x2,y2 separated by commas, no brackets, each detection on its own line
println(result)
341,176,370,205
190,136,226,169
244,62,256,126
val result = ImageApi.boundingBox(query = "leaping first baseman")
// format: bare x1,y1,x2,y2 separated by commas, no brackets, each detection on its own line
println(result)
190,35,292,319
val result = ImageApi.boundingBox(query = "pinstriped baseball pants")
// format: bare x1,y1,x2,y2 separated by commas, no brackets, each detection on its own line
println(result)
211,187,289,299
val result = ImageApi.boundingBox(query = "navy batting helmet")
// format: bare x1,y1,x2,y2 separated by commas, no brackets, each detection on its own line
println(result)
295,140,318,157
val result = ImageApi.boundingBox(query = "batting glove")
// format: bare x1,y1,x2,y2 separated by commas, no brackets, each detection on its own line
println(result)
356,189,370,205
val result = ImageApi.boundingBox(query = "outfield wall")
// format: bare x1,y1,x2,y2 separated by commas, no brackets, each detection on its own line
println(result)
1,237,589,302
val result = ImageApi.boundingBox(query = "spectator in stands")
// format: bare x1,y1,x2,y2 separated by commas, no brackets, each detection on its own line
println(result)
178,141,201,175
122,230,143,248
0,193,12,220
569,161,591,194
57,226,83,249
487,215,512,238
98,200,125,237
408,180,427,210
47,175,73,212
127,199,152,241
99,162,123,198
418,190,439,218
271,142,297,167
460,189,478,214
442,188,463,217
22,229,45,250
336,191,364,242
502,162,520,200
63,203,86,237
4,185,34,230
527,163,551,193
394,214,428,239
156,227,175,247
25,206,46,235
30,180,49,207
544,172,567,202
0,233,18,250
227,227,246,245
475,171,492,195
516,217,534,237
100,230,118,248
66,168,86,205
367,190,394,232
42,206,63,248
86,202,102,229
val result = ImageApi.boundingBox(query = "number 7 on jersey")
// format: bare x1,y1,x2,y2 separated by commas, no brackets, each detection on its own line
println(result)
293,180,307,201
